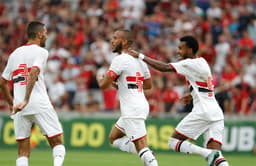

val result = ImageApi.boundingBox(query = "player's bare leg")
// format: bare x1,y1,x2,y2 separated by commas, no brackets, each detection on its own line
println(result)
207,140,229,166
16,138,30,166
47,135,65,166
133,137,158,166
109,126,137,154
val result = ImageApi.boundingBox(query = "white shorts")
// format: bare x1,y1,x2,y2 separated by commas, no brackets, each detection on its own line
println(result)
175,112,224,144
115,117,147,142
13,109,63,140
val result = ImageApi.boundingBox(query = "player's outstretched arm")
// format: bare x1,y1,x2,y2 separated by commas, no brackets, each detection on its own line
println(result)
127,50,175,72
142,55,175,72
0,77,13,112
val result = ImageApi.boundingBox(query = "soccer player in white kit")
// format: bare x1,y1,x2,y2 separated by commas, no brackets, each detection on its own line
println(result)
97,29,158,166
0,21,65,166
130,36,229,166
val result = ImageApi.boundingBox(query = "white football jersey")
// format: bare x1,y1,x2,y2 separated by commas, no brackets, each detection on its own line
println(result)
2,44,54,115
106,53,151,119
170,57,224,121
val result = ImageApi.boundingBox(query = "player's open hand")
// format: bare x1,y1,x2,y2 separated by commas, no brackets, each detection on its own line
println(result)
12,100,28,115
180,94,192,105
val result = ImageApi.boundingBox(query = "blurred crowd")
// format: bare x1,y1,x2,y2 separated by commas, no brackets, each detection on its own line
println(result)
0,0,256,116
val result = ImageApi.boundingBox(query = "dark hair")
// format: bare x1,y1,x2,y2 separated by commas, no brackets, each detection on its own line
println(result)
27,21,45,39
180,36,199,54
117,29,133,46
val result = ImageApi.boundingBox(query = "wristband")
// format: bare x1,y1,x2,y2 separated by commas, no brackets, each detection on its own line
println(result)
139,53,145,60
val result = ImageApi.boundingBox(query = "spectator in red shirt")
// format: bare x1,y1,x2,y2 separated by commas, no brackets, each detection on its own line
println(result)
198,32,216,66
145,77,164,116
231,84,250,115
102,88,118,112
162,81,179,113
221,64,238,83
97,61,118,112
103,0,119,19
238,30,254,58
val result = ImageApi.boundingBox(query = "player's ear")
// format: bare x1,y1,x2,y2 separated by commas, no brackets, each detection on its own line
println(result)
123,39,128,47
188,48,193,55
37,32,43,39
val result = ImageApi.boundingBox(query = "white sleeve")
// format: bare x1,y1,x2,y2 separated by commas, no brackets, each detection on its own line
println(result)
32,49,48,71
169,59,194,77
142,61,151,80
107,56,127,80
1,56,13,81
109,56,126,75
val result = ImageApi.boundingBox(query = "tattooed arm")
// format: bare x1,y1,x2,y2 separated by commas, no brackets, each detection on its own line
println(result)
24,67,40,101
13,67,40,113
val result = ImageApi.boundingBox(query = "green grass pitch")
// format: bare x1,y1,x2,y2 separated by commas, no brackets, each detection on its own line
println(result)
0,149,255,166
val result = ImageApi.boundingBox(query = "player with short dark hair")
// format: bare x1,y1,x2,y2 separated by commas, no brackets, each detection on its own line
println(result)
0,21,65,166
27,21,45,40
130,35,229,166
97,29,158,166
